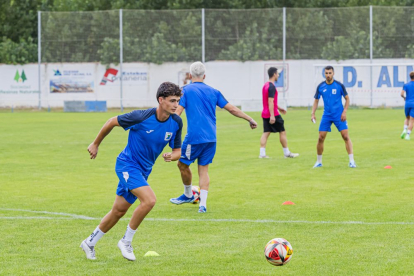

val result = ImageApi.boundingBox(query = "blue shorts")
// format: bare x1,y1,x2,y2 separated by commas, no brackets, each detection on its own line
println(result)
179,142,216,166
115,169,149,204
319,116,348,132
405,106,414,118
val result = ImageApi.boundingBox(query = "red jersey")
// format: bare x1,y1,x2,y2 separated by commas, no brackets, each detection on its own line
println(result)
261,82,279,118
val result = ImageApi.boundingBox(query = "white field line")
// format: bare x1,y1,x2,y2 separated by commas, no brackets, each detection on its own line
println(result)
1,208,414,225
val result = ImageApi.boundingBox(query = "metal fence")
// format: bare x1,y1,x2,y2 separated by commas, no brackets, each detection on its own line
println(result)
39,6,414,64
29,6,414,109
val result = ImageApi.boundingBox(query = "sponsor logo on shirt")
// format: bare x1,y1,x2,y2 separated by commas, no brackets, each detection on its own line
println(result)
332,89,337,94
164,132,172,141
323,89,327,93
146,130,154,133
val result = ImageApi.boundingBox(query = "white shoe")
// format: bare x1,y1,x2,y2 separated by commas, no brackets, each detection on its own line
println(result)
118,240,136,261
284,152,299,158
313,162,322,168
80,240,96,260
259,155,270,158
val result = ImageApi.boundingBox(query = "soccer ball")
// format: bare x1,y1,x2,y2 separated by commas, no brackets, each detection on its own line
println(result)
192,186,200,204
264,238,293,266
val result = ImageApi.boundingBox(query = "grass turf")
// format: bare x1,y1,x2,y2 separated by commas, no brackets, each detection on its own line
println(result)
1,109,413,275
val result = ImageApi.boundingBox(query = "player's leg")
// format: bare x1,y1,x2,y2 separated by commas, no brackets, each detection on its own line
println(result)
259,132,271,158
80,195,132,260
279,131,299,158
405,108,414,140
196,142,216,213
314,116,331,168
197,164,210,213
401,113,409,139
406,115,414,140
313,131,327,168
340,129,356,167
170,140,196,204
116,186,156,261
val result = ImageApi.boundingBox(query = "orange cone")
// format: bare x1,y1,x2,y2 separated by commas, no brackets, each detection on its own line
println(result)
384,166,392,169
282,201,295,205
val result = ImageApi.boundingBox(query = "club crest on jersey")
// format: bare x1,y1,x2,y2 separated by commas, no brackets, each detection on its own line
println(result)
164,132,172,141
332,89,337,94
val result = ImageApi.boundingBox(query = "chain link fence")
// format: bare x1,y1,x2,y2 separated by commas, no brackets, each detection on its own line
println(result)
40,6,414,64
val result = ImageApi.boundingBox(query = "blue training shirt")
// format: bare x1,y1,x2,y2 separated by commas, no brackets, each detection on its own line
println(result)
403,81,414,108
180,82,228,144
116,108,182,177
314,80,348,119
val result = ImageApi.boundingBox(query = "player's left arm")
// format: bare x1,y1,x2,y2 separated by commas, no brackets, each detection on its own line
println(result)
341,95,350,122
224,103,257,129
401,86,406,101
162,148,181,162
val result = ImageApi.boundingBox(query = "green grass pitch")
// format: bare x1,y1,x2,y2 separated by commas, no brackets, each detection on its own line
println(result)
1,109,413,275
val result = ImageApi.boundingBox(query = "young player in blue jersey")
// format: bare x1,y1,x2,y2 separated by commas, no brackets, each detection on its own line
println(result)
169,62,258,213
80,82,183,261
311,66,356,168
400,71,414,140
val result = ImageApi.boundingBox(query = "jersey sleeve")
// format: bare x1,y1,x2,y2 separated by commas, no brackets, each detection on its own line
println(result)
314,83,322,99
403,84,407,92
340,83,348,97
216,91,229,108
117,109,155,130
179,89,187,108
169,115,183,149
268,84,276,98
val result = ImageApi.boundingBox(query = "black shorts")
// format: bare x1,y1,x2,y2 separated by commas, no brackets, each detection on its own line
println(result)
263,116,285,133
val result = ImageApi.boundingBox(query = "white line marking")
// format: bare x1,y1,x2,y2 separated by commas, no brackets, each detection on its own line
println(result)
0,208,96,220
1,208,414,225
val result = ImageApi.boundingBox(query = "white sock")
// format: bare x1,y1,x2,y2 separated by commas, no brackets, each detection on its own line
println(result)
408,130,412,135
349,154,354,163
317,155,322,164
122,224,137,243
184,184,192,198
260,147,266,156
404,125,408,130
283,147,290,156
199,189,208,208
86,226,105,246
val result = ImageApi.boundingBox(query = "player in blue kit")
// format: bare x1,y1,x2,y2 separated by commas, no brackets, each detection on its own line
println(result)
169,61,258,213
311,66,356,168
80,82,183,261
400,71,414,140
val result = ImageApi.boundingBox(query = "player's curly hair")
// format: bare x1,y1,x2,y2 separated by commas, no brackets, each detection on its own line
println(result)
156,82,182,103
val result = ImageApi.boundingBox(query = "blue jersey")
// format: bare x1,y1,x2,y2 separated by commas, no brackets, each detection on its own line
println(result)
180,82,228,144
116,108,182,177
314,80,348,119
403,81,414,108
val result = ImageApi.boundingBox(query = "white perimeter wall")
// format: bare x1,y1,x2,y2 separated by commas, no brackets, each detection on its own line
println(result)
0,59,413,109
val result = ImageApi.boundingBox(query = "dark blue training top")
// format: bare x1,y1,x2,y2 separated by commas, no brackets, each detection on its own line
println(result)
315,80,348,119
116,108,182,177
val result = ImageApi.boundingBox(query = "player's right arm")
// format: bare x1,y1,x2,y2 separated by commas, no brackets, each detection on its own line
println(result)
87,116,120,159
311,99,319,122
267,84,276,124
312,83,322,122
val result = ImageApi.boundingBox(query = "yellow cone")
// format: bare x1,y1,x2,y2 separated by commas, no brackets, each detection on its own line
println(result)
144,251,160,257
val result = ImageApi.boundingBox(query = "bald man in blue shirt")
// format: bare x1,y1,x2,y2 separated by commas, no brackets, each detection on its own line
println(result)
169,62,257,213
311,66,356,168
